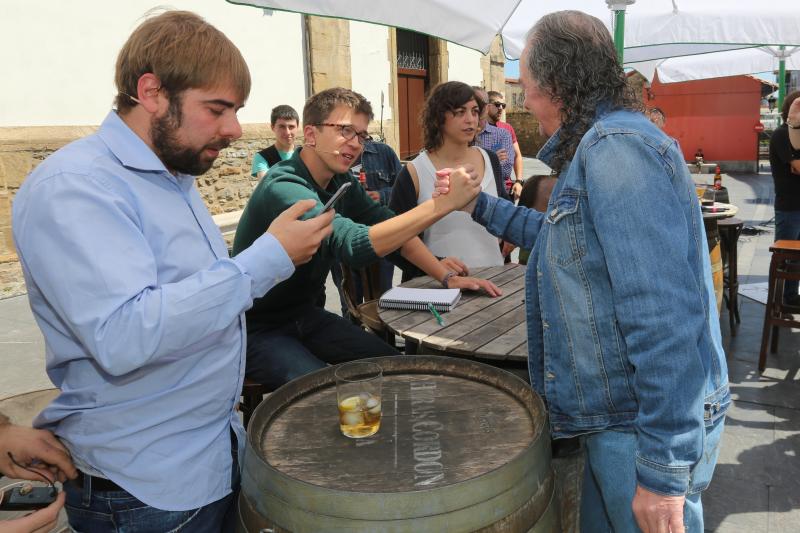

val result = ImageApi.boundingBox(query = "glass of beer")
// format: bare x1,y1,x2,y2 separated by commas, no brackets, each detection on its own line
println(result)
335,361,382,438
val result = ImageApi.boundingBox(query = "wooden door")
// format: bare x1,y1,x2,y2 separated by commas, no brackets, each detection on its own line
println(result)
398,68,427,159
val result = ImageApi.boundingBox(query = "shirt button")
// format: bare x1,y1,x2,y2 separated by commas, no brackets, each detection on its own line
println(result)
542,321,549,329
546,371,556,380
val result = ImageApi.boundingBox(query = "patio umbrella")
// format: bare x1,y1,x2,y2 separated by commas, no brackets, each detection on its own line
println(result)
226,1,800,105
224,0,632,59
622,1,800,110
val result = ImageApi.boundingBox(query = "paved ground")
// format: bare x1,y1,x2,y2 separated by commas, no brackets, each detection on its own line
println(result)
1,160,798,531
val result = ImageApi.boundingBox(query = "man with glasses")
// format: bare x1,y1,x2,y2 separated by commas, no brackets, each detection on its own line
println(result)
234,87,501,389
487,91,525,199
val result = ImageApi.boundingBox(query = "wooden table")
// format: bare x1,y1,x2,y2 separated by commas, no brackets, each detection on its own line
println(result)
378,264,529,376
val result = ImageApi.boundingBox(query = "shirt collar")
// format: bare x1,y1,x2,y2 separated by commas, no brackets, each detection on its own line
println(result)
536,127,560,165
362,142,378,155
97,111,175,175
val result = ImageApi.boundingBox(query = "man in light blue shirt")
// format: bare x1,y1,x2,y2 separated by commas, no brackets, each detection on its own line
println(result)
11,11,333,532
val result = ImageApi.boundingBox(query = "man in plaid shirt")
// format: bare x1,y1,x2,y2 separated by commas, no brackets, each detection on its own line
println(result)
474,88,515,194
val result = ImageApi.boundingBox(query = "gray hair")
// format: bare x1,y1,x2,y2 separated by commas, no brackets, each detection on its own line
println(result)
525,10,642,172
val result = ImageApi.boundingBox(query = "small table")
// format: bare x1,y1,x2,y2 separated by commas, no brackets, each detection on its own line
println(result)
378,264,529,377
701,202,738,311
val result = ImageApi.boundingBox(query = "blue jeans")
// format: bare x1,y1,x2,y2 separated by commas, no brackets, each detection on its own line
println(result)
64,435,240,532
775,209,800,302
580,416,725,533
245,306,399,389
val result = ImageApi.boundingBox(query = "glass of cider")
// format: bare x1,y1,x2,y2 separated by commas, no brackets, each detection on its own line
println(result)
335,361,382,438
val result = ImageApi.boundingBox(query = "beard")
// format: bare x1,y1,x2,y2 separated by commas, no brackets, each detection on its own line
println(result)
150,94,230,176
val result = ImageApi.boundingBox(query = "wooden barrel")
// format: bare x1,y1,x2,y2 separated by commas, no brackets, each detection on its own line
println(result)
710,242,724,311
238,356,558,533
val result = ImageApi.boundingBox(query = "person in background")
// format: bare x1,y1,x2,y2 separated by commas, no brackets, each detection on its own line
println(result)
647,107,667,130
0,413,77,533
251,104,299,179
233,87,501,390
487,91,525,199
473,88,516,195
12,11,334,532
390,81,510,280
435,11,729,532
769,90,800,307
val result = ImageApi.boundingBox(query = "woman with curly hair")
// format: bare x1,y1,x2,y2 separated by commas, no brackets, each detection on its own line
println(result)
389,81,510,280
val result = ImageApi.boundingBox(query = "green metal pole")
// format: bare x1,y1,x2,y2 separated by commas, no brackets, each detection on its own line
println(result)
778,46,786,122
613,9,626,63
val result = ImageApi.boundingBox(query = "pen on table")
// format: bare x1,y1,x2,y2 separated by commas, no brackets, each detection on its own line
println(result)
427,302,446,326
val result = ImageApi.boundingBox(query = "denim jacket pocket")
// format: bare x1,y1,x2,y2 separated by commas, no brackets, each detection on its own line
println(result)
545,190,586,267
367,170,393,191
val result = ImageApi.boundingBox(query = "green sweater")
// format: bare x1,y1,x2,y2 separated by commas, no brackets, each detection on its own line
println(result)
233,149,394,322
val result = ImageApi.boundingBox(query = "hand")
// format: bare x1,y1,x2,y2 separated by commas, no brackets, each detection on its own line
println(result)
439,257,468,277
496,148,508,163
0,424,77,482
632,484,686,533
511,181,523,200
501,241,517,258
447,275,502,297
0,491,65,533
366,190,381,202
267,199,335,266
433,165,481,213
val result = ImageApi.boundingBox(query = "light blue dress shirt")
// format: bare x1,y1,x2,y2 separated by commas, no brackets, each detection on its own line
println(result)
12,111,294,511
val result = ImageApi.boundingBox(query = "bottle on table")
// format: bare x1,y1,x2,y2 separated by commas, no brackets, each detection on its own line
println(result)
713,165,722,190
358,168,367,189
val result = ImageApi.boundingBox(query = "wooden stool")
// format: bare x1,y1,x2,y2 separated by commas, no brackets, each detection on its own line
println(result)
718,218,743,335
240,378,271,429
758,240,800,372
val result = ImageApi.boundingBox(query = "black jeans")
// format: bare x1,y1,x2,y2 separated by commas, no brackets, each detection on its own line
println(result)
246,306,399,389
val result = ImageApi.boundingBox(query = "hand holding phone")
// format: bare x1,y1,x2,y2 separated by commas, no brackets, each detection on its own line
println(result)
0,483,57,510
321,182,352,213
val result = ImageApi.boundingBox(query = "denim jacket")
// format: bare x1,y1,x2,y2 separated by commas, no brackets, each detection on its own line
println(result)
472,108,730,496
359,142,402,206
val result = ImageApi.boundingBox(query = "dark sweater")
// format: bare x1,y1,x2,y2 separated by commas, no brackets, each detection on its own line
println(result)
769,124,800,212
233,149,395,323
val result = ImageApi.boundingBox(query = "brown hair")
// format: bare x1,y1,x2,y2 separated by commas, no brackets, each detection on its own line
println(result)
421,81,485,152
115,10,251,114
781,90,800,122
303,87,373,126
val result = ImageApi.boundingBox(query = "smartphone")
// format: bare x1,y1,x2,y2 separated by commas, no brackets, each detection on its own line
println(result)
321,182,352,213
0,486,57,511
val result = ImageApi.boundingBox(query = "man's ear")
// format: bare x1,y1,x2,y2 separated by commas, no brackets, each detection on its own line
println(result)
135,73,164,114
303,124,317,147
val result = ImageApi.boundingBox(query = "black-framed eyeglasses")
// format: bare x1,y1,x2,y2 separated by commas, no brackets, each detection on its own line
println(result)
315,123,373,145
489,101,507,109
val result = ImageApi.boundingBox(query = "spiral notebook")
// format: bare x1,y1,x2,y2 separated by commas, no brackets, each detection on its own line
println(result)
378,287,461,312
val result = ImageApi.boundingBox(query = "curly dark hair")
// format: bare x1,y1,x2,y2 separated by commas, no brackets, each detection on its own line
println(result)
525,11,642,172
421,81,485,152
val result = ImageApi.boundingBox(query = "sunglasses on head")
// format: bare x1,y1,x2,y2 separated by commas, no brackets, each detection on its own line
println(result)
489,101,506,109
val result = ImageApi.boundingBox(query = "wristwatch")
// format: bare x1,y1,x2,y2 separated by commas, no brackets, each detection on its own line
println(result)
441,271,458,289
515,178,525,185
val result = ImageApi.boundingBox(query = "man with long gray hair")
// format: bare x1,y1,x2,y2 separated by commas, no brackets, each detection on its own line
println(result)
435,10,728,532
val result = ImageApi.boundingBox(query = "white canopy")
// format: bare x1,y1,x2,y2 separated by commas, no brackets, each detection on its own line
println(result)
630,46,800,84
226,1,800,63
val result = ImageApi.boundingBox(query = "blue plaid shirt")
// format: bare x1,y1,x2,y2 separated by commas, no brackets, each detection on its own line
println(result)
475,123,515,184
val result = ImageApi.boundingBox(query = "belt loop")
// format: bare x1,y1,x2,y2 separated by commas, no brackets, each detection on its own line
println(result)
81,472,92,507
